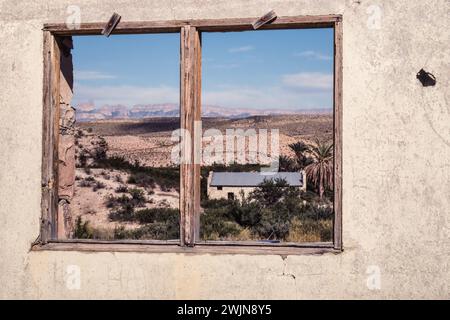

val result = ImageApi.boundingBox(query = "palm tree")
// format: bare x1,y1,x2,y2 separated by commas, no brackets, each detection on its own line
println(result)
278,155,296,172
305,140,333,199
288,141,310,170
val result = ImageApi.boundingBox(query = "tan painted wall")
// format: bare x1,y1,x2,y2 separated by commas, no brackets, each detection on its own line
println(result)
207,172,307,200
208,185,254,201
0,0,449,299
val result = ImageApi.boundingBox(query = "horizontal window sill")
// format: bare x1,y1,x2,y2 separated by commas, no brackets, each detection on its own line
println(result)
32,240,341,256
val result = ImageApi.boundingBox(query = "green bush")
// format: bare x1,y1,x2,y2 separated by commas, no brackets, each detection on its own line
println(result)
129,188,146,206
127,172,155,188
115,185,128,193
109,204,134,221
92,181,106,191
134,207,179,224
200,178,333,241
74,216,93,239
113,209,180,240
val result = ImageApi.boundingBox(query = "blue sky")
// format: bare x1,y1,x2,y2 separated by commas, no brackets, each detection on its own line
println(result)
72,28,333,110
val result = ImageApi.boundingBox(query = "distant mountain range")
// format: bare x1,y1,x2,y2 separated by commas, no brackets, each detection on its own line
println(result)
75,103,332,122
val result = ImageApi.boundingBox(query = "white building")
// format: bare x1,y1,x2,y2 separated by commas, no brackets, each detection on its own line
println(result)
207,171,306,200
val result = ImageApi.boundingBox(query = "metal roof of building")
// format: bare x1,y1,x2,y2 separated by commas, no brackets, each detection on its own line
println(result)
210,172,303,187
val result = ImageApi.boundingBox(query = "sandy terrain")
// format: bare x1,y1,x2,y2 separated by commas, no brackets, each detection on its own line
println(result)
72,168,179,232
71,114,332,238
78,114,332,167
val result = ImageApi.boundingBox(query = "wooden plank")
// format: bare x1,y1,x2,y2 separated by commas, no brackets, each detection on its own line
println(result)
194,15,338,31
333,18,343,251
40,31,52,244
43,15,341,35
48,239,332,248
50,37,61,240
44,21,185,35
252,10,277,29
48,239,180,245
180,26,197,246
41,32,61,243
101,13,121,37
193,30,202,241
33,241,340,256
198,240,334,248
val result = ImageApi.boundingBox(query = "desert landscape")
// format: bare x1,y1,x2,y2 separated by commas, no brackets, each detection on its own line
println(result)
70,106,333,242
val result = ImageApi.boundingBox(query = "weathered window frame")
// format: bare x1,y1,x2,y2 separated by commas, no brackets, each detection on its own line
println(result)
36,15,343,255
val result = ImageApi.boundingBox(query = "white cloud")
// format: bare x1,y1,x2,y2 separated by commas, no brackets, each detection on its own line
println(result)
73,71,332,109
228,45,254,53
282,72,333,90
73,84,178,106
294,50,332,61
74,70,117,80
203,85,331,109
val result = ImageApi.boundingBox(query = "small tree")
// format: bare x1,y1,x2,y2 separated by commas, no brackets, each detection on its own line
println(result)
74,216,92,239
288,141,312,170
249,178,289,207
305,140,333,199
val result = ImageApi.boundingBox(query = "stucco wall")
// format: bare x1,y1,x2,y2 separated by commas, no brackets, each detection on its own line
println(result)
208,185,254,200
0,0,448,299
207,171,307,200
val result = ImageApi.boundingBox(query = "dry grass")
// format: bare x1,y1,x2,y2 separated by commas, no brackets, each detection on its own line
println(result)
286,218,333,243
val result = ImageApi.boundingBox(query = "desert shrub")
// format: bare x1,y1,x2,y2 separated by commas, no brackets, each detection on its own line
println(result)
286,217,332,242
113,213,180,240
254,206,291,240
113,226,128,240
98,156,131,170
109,204,134,221
249,178,290,207
128,188,146,207
106,190,147,221
87,127,93,133
105,194,132,209
201,213,242,240
100,170,111,179
75,129,84,139
83,167,91,174
114,175,123,183
92,137,108,163
234,228,254,241
200,178,330,241
229,198,262,228
74,216,93,239
301,204,333,220
92,181,106,192
134,208,179,224
115,185,128,193
95,155,179,191
78,180,90,187
201,200,243,240
77,150,89,168
79,176,96,188
129,223,180,240
127,172,155,188
127,175,137,184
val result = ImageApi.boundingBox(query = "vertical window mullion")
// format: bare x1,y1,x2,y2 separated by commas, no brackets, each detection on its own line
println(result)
180,26,199,246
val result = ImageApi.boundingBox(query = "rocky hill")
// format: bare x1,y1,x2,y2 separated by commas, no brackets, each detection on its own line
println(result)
75,103,331,121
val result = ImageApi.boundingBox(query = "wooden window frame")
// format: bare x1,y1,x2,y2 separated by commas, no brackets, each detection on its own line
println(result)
36,15,343,255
